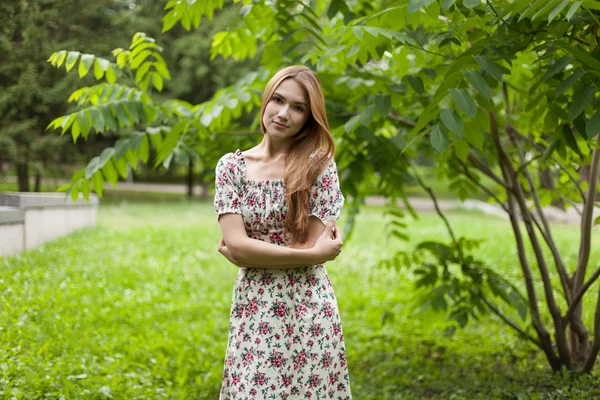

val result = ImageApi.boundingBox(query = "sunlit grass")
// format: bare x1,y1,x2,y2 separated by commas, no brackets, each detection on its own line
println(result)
1,198,600,399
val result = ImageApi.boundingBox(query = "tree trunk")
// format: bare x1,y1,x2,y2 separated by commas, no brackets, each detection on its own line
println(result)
34,171,41,192
201,181,211,201
16,162,29,192
187,160,194,199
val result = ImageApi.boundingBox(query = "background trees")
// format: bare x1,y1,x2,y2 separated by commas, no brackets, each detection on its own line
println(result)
48,0,600,373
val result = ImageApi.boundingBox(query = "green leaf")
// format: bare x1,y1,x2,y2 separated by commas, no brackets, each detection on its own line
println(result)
153,62,171,80
131,50,152,69
101,158,118,186
586,109,600,139
351,26,364,41
405,75,425,94
542,138,560,162
77,109,92,139
152,73,164,92
454,138,470,161
99,148,115,167
463,0,479,9
450,89,478,118
566,1,582,20
137,135,150,163
55,50,67,67
465,128,484,150
440,108,464,136
473,56,503,81
93,59,105,80
462,70,491,98
113,158,128,179
548,0,570,22
430,124,449,152
162,9,178,33
555,71,584,96
89,107,105,132
543,56,571,81
568,87,596,121
360,105,375,126
443,0,456,9
92,171,104,198
561,124,581,155
78,54,94,78
85,156,101,179
65,52,80,72
106,65,117,83
375,94,392,116
594,216,600,226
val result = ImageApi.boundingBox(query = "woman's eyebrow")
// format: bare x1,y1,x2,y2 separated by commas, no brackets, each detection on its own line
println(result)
273,91,308,106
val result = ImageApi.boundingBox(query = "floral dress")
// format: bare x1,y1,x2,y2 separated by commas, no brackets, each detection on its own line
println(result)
214,149,352,400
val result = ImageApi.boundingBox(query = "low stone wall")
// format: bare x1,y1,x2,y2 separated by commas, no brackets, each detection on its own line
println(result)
0,192,98,257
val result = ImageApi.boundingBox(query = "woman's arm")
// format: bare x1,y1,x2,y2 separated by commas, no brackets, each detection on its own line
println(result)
218,214,341,269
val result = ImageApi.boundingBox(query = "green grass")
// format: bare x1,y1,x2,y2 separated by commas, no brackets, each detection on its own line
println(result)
2,198,600,399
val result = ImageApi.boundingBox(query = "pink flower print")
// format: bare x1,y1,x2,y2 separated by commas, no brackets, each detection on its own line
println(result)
333,323,341,335
253,371,266,386
271,384,276,391
250,388,257,396
321,177,332,191
259,321,270,335
309,323,322,337
329,372,339,385
246,196,257,206
297,302,308,317
255,337,261,345
293,350,308,371
232,373,241,386
308,339,314,348
282,374,293,388
285,324,294,337
269,350,284,368
270,232,284,245
234,304,244,318
306,289,313,297
306,391,312,398
260,272,274,286
307,275,317,287
271,300,287,318
232,198,240,209
245,299,258,317
242,348,255,368
321,351,332,368
322,302,333,318
308,373,320,388
287,275,297,285
258,287,264,295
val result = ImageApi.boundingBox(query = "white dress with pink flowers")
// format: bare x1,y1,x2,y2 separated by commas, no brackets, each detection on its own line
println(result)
214,149,352,400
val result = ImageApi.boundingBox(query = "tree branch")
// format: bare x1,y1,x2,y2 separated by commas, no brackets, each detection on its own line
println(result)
479,294,541,348
458,161,511,215
489,111,563,370
565,265,600,326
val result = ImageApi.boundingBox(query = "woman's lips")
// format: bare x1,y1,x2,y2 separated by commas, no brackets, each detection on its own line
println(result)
273,121,288,128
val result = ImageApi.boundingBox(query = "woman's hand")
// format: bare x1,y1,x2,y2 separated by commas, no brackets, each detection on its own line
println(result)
312,220,343,263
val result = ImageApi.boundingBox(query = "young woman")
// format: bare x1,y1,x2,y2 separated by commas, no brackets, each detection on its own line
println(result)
214,65,352,399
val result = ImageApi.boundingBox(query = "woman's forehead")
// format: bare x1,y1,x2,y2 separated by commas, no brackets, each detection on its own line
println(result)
274,79,308,104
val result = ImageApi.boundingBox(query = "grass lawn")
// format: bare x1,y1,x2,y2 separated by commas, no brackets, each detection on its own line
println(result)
2,195,600,399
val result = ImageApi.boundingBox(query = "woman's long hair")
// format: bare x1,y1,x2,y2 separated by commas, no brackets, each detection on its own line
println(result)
260,66,335,244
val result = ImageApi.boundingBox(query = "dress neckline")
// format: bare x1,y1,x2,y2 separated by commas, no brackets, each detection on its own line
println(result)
235,149,285,186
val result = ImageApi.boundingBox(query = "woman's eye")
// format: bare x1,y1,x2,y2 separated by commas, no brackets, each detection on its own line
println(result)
295,106,304,112
273,97,282,103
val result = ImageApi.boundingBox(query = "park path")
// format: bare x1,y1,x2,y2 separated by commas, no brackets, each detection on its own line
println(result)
4,177,595,226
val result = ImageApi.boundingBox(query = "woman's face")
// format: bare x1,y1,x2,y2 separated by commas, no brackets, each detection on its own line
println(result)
262,78,311,140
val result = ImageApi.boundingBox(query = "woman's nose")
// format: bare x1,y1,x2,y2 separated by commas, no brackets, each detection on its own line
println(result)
277,106,289,120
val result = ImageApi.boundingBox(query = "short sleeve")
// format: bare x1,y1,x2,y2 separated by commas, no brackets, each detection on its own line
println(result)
309,158,345,224
214,153,242,220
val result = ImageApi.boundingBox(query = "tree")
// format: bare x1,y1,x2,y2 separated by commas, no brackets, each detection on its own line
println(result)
48,0,600,373
0,0,139,191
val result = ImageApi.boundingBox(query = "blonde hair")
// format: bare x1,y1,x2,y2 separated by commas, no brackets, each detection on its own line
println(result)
260,66,335,244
